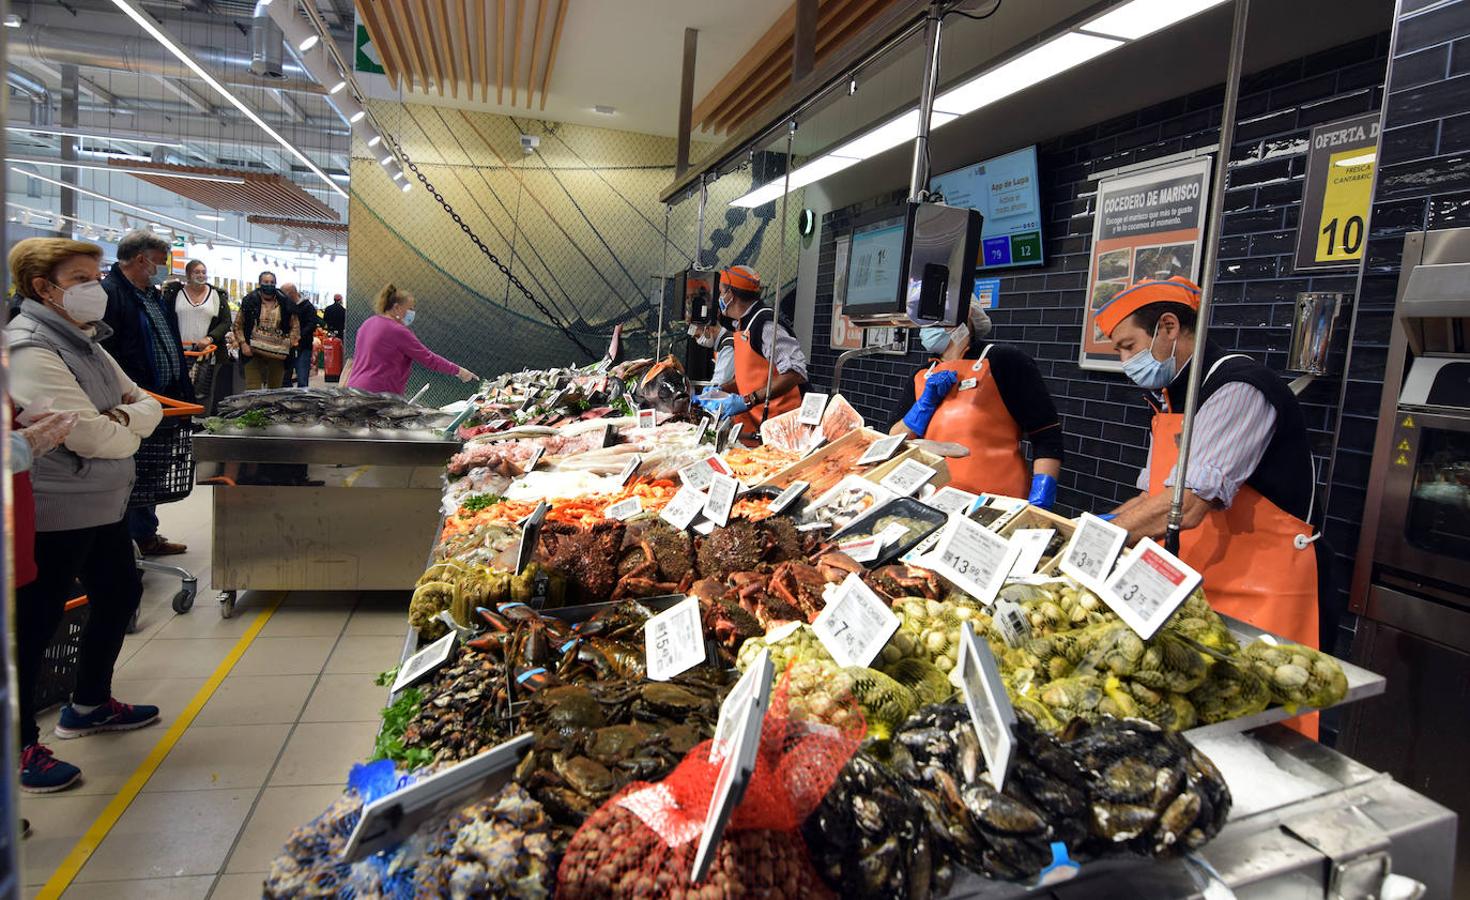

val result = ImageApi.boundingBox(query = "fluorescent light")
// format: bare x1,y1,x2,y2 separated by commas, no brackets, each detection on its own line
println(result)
934,32,1123,116
349,109,366,123
6,156,246,184
730,181,785,209
1335,152,1376,167
196,213,224,221
1083,0,1230,40
6,126,186,149
4,14,22,27
366,134,383,148
106,0,347,198
297,33,319,51
11,167,241,242
329,80,348,94
788,154,862,189
828,109,959,162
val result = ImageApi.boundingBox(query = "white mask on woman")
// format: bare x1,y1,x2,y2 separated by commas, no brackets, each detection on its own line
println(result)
49,280,109,323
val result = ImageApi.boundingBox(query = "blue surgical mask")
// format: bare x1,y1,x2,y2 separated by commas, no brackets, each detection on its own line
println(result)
403,309,416,326
919,326,951,355
1122,324,1178,390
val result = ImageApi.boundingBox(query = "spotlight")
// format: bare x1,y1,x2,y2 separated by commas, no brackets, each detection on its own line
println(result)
366,134,382,148
349,109,366,124
380,156,392,166
329,80,347,94
400,181,411,192
391,170,405,181
297,34,319,52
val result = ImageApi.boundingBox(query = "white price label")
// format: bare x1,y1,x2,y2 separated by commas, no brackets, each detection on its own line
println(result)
1008,528,1057,579
728,423,743,446
523,445,545,472
769,480,809,515
1059,513,1128,590
798,392,829,426
958,377,978,391
811,573,900,668
927,486,979,515
486,418,509,431
691,672,763,883
927,515,1020,606
390,630,457,694
956,622,1017,790
1101,538,1202,640
605,496,643,521
878,459,937,496
695,417,711,444
874,522,910,548
993,599,1032,648
764,620,803,643
661,483,707,530
706,453,733,476
703,474,739,528
638,408,657,430
857,434,905,466
616,454,642,487
679,458,715,490
710,650,773,762
839,537,882,563
644,595,706,681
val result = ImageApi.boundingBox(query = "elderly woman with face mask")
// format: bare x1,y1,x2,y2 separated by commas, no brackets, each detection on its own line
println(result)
888,305,1064,507
7,238,165,793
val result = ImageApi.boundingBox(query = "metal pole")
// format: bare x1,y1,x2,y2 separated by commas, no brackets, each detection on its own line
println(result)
761,122,797,422
656,203,671,358
908,1,944,202
1166,0,1250,554
694,176,709,270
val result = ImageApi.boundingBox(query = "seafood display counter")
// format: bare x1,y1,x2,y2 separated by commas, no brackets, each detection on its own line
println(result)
194,430,459,616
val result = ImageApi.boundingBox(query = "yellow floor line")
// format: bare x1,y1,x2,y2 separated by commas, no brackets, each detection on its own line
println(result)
35,593,286,899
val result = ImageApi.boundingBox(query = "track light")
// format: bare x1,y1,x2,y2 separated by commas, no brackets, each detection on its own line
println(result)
297,33,319,52
400,181,411,192
366,133,382,148
349,109,366,124
330,80,347,94
391,170,405,181
380,155,392,166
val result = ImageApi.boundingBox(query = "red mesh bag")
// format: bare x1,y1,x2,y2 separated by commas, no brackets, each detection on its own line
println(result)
556,668,864,899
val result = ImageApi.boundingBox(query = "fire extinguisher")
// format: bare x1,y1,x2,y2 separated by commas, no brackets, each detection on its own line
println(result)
322,332,344,383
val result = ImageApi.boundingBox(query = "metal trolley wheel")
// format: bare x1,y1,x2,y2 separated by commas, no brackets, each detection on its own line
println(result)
171,579,197,614
218,591,238,619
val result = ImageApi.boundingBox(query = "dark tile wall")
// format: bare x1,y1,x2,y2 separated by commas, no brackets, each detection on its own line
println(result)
805,33,1391,655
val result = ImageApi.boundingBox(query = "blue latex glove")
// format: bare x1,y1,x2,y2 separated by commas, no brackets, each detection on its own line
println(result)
1028,473,1058,510
693,386,719,409
901,369,958,437
1098,512,1117,522
702,392,749,419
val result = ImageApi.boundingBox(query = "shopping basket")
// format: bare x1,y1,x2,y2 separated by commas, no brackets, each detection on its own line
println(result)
131,391,205,615
34,597,88,712
186,344,218,415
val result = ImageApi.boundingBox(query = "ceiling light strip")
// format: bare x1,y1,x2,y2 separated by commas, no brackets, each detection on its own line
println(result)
107,0,347,198
11,167,243,243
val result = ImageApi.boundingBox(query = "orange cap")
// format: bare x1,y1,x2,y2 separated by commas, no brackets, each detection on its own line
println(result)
1094,276,1201,337
721,265,761,295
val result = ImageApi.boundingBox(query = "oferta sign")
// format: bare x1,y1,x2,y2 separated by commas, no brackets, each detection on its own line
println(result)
1294,113,1379,271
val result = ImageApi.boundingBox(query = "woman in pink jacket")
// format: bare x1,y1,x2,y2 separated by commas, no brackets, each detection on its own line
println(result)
344,284,477,395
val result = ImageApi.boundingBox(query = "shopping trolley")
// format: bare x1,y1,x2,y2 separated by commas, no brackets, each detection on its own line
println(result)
130,390,205,615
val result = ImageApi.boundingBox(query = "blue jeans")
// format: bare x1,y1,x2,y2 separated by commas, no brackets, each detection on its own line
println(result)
128,505,158,542
292,348,312,388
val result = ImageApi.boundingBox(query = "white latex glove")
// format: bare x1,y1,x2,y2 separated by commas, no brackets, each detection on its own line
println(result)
20,411,78,457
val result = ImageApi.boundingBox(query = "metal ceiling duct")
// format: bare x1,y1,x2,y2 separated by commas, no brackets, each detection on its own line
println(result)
250,0,286,80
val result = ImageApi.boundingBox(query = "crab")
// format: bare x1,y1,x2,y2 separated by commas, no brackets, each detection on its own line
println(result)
768,561,829,622
866,563,945,602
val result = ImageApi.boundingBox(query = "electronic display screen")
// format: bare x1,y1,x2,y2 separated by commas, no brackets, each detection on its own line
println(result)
844,217,906,313
929,145,1044,270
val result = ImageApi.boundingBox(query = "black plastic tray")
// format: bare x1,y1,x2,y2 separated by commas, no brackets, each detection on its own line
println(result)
830,497,947,568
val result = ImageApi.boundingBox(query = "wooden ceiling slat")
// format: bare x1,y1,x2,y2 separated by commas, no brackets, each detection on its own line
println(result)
527,0,548,109
691,3,798,127
390,0,431,92
415,0,447,96
510,0,525,106
355,1,402,91
539,0,570,111
473,0,488,102
459,0,474,100
704,0,853,131
497,0,506,104
433,0,458,99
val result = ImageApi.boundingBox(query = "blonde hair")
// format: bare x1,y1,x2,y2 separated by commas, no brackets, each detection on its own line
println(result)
374,283,409,316
9,238,103,301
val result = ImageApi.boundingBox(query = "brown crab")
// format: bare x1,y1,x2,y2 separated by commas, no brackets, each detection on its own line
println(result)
866,563,944,602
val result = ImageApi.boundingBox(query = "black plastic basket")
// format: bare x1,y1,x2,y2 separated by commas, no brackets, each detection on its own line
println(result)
130,416,195,507
34,597,88,712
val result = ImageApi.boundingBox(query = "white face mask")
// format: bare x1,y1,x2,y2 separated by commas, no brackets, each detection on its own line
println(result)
190,272,208,285
49,280,109,323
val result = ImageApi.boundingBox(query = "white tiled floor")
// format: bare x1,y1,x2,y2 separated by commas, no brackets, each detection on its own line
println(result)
20,491,408,898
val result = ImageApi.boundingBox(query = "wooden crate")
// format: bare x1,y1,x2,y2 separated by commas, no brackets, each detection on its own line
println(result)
998,505,1077,576
756,427,885,492
863,446,952,492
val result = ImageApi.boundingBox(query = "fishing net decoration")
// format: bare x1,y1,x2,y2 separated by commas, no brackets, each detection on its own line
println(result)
555,668,864,899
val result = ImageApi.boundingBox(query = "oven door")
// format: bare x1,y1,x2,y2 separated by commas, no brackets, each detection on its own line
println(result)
1375,408,1470,598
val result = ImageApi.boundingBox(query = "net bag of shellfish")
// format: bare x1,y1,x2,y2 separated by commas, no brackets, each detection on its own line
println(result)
555,674,864,899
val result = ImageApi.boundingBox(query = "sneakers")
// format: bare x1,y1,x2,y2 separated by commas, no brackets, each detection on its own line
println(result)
19,744,80,793
137,535,187,556
55,698,160,739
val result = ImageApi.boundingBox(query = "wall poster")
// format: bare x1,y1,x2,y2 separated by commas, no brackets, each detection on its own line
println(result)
1293,112,1379,271
1079,156,1212,371
829,233,909,355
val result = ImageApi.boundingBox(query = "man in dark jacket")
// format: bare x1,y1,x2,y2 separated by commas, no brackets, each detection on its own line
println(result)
282,283,317,388
323,294,346,337
101,229,191,556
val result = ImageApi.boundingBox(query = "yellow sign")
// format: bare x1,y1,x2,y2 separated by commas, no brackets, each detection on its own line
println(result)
1395,453,1410,466
1397,439,1412,451
1315,147,1375,264
1402,415,1416,429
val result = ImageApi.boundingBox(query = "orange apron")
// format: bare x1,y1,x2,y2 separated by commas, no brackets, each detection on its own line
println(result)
1147,356,1321,738
912,346,1030,497
731,309,800,430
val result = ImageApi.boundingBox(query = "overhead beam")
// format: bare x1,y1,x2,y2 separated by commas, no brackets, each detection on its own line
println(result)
496,0,506,104
538,0,569,111
269,88,306,122
794,0,816,82
526,0,548,109
459,0,474,102
477,0,490,102
416,0,448,95
12,110,350,157
152,74,216,115
511,0,524,106
433,0,457,98
677,27,697,177
19,60,121,107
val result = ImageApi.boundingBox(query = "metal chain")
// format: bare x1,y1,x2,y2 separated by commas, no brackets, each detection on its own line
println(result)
387,136,600,361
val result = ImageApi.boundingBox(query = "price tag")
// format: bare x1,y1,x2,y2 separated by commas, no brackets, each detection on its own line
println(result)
1008,528,1057,579
874,522,910,548
1059,513,1127,591
902,528,945,562
857,434,905,466
605,496,643,521
1101,538,1202,640
725,423,743,450
694,417,711,445
927,486,979,515
801,432,828,457
514,500,549,576
679,458,715,490
925,515,1020,606
958,377,978,391
706,453,733,477
660,484,707,530
878,458,937,496
616,454,642,487
703,474,739,528
769,480,809,515
993,598,1032,648
839,536,882,563
522,445,545,473
956,622,1017,790
710,649,773,762
811,573,901,668
638,408,657,430
486,418,509,431
764,620,803,643
798,392,829,426
691,671,764,883
343,732,534,862
692,518,717,536
644,595,706,681
390,630,457,694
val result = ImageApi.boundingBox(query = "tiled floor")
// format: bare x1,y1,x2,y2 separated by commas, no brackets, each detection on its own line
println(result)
21,491,407,898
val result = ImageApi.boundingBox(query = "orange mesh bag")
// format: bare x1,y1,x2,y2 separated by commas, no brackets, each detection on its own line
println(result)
556,668,863,899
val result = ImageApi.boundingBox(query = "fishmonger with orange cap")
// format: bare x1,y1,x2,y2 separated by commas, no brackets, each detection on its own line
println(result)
694,266,807,428
1096,277,1322,674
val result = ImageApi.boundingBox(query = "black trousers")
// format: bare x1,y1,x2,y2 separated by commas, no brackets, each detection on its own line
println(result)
16,518,143,747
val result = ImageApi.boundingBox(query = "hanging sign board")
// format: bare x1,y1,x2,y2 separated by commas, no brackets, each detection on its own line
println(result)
1294,113,1379,271
1080,156,1212,371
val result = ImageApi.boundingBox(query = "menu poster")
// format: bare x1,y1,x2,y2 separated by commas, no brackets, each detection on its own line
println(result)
1080,157,1212,372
